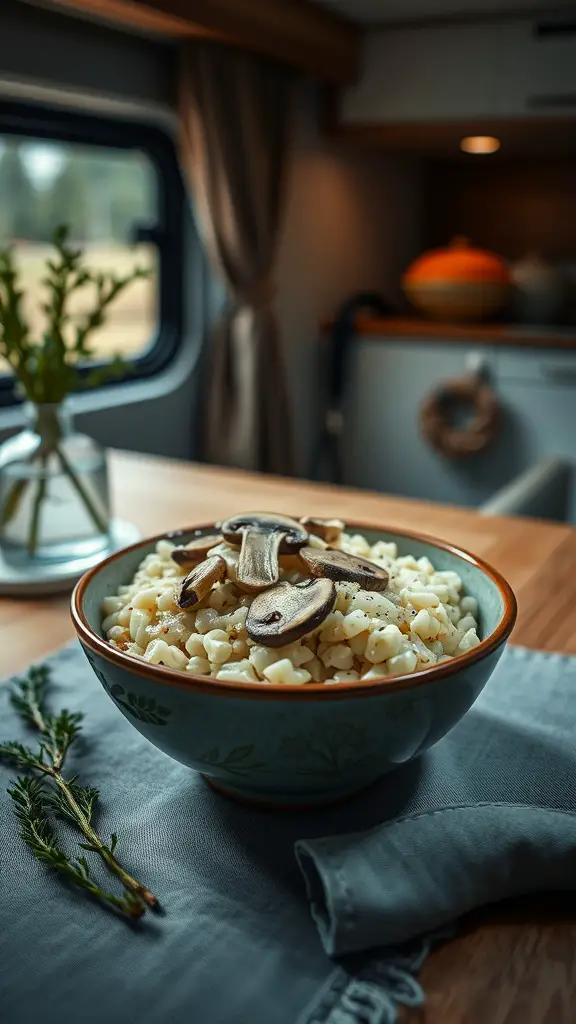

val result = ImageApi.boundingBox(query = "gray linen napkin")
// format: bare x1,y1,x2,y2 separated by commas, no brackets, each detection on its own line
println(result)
1,643,575,1024
296,646,576,958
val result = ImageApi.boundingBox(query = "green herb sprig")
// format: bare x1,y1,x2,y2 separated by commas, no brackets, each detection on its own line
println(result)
0,225,149,404
0,226,150,553
0,665,158,920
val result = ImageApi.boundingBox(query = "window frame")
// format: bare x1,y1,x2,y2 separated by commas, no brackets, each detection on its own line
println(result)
0,99,185,407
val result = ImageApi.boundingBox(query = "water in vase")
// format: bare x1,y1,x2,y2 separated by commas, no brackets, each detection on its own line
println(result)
0,404,111,568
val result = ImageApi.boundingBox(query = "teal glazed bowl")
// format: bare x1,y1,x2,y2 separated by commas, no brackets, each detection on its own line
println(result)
71,522,517,808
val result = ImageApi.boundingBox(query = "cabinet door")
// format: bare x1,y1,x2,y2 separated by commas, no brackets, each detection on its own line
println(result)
342,340,520,507
340,19,576,126
491,21,576,117
496,381,575,462
340,24,501,125
494,348,576,386
497,380,576,520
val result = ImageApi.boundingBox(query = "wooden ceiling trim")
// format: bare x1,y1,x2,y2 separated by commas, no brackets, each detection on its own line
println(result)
50,0,362,83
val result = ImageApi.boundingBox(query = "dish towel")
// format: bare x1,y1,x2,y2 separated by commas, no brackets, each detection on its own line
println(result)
1,643,576,1024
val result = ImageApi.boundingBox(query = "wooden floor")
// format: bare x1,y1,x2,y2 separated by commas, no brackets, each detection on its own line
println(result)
2,449,576,1022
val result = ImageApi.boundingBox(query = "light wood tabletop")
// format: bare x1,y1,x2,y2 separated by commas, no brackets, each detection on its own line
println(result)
2,449,576,1022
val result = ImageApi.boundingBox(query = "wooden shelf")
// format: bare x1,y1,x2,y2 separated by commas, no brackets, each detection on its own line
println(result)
323,316,576,350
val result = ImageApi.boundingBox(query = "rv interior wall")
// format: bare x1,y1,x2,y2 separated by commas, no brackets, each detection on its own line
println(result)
277,84,422,471
0,1,422,477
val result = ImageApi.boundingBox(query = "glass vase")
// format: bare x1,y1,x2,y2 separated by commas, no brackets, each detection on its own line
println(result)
0,402,111,568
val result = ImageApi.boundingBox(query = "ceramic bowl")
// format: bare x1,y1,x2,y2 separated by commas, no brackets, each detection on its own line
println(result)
71,522,516,808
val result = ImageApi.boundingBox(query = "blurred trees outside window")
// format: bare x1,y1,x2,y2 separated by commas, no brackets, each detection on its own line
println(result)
0,138,158,374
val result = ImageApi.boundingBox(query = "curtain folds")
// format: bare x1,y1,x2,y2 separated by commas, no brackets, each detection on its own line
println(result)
179,43,294,475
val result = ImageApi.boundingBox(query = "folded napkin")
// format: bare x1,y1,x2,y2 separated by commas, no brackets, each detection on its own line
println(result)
1,644,575,1024
297,647,576,959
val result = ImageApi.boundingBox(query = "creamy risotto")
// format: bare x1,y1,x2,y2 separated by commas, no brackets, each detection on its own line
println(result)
101,515,481,685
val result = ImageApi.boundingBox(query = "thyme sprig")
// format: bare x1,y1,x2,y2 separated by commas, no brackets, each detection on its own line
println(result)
1,665,158,919
0,226,150,552
0,225,149,405
8,776,143,918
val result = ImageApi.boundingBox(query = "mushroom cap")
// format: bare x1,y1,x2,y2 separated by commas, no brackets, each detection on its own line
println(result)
246,579,336,647
221,512,308,551
171,534,223,568
221,512,309,592
299,546,389,592
300,517,345,546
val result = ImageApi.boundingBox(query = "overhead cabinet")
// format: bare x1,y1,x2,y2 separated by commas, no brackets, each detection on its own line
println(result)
339,19,576,126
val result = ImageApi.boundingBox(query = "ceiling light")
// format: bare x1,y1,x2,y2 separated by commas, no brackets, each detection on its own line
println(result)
460,136,501,155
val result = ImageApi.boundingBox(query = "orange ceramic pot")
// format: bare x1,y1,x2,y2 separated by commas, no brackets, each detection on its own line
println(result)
403,237,511,322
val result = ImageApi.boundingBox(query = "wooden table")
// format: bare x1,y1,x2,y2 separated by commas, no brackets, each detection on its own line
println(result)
2,450,576,1022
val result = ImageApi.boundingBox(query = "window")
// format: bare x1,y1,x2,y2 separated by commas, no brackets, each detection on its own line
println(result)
0,102,185,405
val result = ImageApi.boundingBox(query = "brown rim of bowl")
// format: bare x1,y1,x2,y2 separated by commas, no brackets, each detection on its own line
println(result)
71,520,517,702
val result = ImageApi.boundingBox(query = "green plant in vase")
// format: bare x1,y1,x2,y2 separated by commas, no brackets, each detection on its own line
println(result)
0,226,149,564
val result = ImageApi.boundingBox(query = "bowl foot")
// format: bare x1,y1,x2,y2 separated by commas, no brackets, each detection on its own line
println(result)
202,774,380,810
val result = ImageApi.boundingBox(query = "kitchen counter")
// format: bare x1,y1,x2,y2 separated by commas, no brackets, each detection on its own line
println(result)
2,449,576,1022
328,315,576,349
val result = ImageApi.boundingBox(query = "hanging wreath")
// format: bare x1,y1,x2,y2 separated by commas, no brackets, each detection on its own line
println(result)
419,375,500,458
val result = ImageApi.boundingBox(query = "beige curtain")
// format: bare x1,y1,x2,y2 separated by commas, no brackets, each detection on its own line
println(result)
179,43,294,475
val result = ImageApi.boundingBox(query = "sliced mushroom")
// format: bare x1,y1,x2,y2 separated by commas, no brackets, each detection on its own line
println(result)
300,517,345,546
171,534,223,569
221,512,308,592
299,546,389,592
178,555,227,609
246,579,336,647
